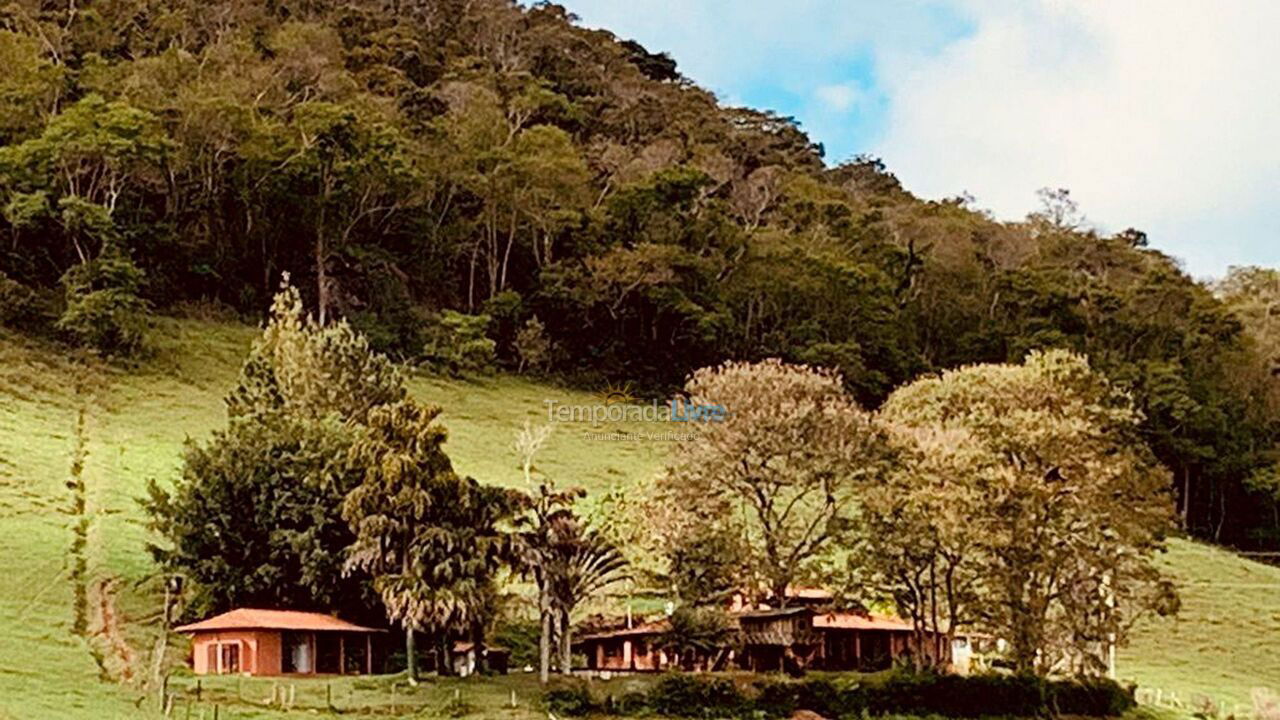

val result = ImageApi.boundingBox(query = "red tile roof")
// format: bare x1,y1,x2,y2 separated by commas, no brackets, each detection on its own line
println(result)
174,608,383,634
576,620,671,641
812,612,915,632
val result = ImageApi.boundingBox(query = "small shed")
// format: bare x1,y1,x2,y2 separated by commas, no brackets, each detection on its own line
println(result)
450,642,510,676
175,608,383,676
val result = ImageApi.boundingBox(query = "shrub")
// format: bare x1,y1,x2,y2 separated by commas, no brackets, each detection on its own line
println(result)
544,672,1134,719
422,310,496,375
860,671,1133,718
864,672,1045,717
754,676,859,719
57,251,149,355
1049,677,1136,717
544,677,597,717
647,673,746,718
0,271,37,327
515,315,552,373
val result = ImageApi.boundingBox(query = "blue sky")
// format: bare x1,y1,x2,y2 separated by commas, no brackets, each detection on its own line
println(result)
557,1,1280,279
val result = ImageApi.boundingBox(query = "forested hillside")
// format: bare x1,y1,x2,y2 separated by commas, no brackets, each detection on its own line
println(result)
1,0,1279,550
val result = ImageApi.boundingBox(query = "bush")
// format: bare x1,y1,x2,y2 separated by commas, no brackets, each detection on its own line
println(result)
859,671,1133,718
544,677,597,717
754,676,860,719
0,271,37,327
57,251,149,355
515,315,553,373
648,673,746,718
540,672,1134,719
1049,677,1136,717
421,310,496,375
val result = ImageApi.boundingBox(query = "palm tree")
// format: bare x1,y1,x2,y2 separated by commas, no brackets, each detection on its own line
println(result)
511,422,584,683
547,524,629,674
509,422,627,680
343,401,521,682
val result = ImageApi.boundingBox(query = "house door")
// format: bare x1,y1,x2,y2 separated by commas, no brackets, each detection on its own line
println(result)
284,632,313,673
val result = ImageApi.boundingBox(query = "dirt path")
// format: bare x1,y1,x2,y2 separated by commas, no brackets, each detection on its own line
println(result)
92,576,137,684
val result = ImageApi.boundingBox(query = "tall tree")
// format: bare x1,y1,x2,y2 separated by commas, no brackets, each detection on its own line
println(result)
846,425,989,670
343,400,520,682
143,283,403,620
879,349,1180,676
510,422,584,683
658,359,886,606
547,523,628,675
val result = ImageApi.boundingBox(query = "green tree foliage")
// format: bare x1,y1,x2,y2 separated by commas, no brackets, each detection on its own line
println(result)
422,310,497,376
514,315,552,373
508,422,625,683
142,412,368,617
56,245,149,354
877,350,1180,676
658,606,737,671
142,284,404,622
657,359,886,605
545,523,628,676
0,0,1276,550
510,421,574,684
0,270,37,328
343,400,521,680
846,424,990,671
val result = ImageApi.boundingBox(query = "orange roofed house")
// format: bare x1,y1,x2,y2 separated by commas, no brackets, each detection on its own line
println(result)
176,608,384,676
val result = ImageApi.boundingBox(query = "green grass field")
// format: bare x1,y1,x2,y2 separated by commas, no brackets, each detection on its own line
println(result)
0,318,1277,718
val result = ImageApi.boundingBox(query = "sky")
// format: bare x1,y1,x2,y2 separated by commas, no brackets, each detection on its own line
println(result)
557,0,1280,279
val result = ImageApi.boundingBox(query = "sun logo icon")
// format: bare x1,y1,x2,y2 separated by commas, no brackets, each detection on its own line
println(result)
599,380,637,406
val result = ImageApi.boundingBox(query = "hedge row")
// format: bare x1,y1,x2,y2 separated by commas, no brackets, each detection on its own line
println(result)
544,671,1136,719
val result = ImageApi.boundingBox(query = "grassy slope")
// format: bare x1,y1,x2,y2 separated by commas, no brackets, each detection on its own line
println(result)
0,318,1277,718
1120,538,1280,711
0,318,666,719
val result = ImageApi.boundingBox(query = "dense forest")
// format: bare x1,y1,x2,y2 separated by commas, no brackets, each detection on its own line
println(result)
1,0,1279,550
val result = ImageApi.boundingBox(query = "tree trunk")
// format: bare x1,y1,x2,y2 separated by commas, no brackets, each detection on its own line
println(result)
472,621,487,676
405,627,418,684
559,607,572,675
437,633,452,676
538,588,552,684
316,197,329,325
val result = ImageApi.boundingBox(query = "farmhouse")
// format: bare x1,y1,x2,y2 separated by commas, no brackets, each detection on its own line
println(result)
576,617,727,671
175,608,383,676
575,604,960,674
738,607,954,672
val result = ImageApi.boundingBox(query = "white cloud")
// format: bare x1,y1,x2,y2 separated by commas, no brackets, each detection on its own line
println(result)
872,0,1280,277
815,83,862,112
559,0,1280,276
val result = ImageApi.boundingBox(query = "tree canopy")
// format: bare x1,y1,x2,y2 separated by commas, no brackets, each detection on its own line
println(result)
875,350,1180,676
2,0,1277,550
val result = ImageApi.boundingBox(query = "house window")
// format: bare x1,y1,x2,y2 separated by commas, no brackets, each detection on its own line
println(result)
209,641,241,674
604,642,622,659
220,642,241,673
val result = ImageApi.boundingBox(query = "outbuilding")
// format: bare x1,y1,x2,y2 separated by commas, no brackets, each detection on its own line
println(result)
175,608,383,676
